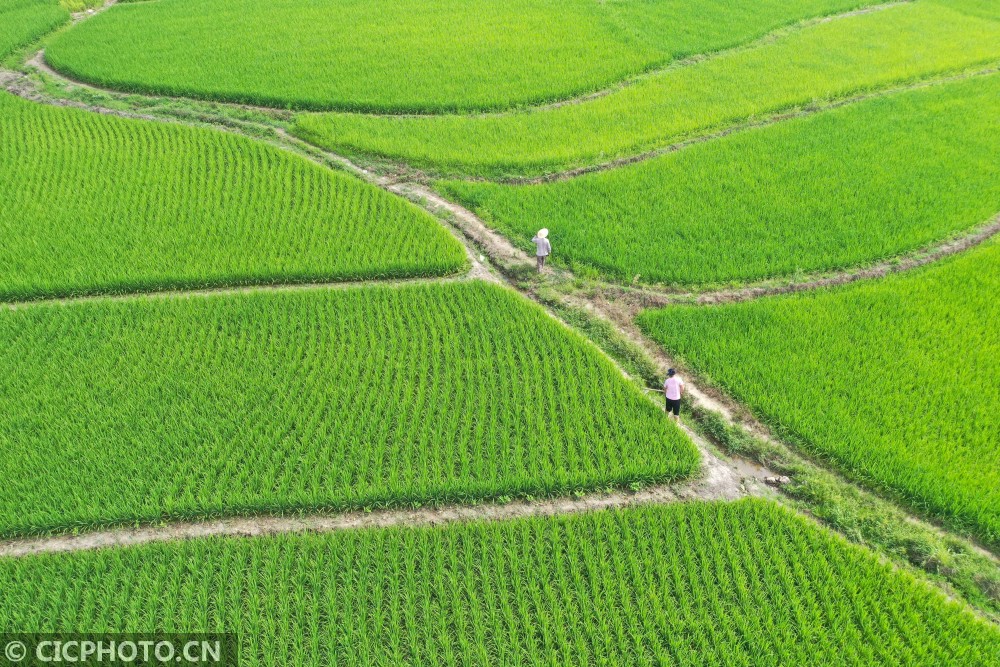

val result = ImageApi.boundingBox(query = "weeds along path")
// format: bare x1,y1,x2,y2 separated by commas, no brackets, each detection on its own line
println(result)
518,0,915,115
3,5,998,620
0,427,770,558
14,38,1000,191
6,58,1000,320
491,63,1000,185
587,213,1000,312
0,68,496,290
40,0,913,120
0,274,483,311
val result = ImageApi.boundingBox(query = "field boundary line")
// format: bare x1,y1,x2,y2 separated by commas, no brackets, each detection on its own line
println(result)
67,0,118,24
12,46,1000,193
0,273,489,311
491,64,1000,185
574,290,1000,561
0,433,769,557
24,49,295,119
590,212,1000,310
507,0,914,116
6,59,998,317
34,0,912,118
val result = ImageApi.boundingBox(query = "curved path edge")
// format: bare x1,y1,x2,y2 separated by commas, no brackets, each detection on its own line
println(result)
2,7,996,621
491,64,1000,185
597,213,1000,311
39,0,910,119
0,429,771,558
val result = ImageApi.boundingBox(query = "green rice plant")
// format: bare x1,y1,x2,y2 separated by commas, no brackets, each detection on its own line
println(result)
1,500,996,665
44,0,876,113
0,281,697,538
295,0,1000,178
439,73,1000,286
0,92,466,301
0,0,67,60
933,0,1000,20
637,239,1000,546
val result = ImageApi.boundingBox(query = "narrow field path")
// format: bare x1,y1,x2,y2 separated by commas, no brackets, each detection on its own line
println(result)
385,181,536,269
69,0,118,23
589,213,1000,312
25,49,293,120
11,42,1000,194
0,273,489,311
518,0,915,116
3,8,997,624
494,64,1000,185
36,0,912,120
0,424,771,558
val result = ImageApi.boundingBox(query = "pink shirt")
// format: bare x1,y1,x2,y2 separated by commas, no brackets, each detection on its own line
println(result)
664,376,684,401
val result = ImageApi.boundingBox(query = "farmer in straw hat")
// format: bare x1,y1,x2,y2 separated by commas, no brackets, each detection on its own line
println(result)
532,228,551,272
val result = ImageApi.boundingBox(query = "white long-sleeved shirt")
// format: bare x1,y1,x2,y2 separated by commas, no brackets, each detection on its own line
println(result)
532,237,551,257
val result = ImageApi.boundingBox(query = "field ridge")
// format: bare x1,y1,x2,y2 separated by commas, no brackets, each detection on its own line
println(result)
13,2,909,118
0,422,765,558
2,0,998,634
482,63,1000,185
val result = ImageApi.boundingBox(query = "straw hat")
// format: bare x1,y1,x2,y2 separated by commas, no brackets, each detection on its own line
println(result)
537,228,549,238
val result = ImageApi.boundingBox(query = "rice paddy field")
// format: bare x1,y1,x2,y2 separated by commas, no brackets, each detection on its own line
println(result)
2,0,999,657
44,0,877,113
440,73,1000,285
0,0,67,61
638,239,1000,544
3,500,997,665
0,91,466,301
0,282,696,537
295,0,1000,177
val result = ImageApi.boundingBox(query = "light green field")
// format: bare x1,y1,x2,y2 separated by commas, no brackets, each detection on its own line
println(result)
440,73,1000,285
938,0,1000,20
0,91,466,301
0,282,697,537
0,0,67,61
295,0,1000,178
638,239,1000,545
44,0,875,113
2,500,996,665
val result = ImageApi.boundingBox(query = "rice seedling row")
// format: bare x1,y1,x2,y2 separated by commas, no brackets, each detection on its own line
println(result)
0,281,697,538
0,91,467,302
1,500,996,666
295,0,1000,178
637,239,1000,546
0,0,67,61
438,73,1000,286
43,0,877,113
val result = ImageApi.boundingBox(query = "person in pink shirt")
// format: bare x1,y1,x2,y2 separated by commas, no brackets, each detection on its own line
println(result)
663,368,684,423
